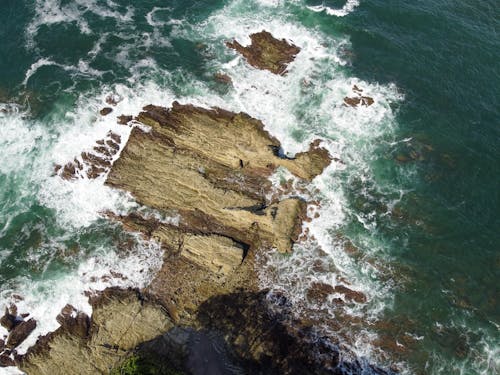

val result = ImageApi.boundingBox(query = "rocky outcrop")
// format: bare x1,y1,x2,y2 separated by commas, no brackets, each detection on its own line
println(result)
226,30,300,75
99,107,113,116
0,308,19,331
0,306,37,365
106,102,329,255
24,98,333,373
53,131,122,180
19,288,172,375
343,96,374,107
56,305,90,339
102,101,330,325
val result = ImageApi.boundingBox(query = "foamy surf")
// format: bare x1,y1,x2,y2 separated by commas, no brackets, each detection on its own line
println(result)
307,0,361,17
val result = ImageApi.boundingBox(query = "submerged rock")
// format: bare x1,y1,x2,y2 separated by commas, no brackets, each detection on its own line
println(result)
214,72,233,85
226,30,301,75
306,282,335,303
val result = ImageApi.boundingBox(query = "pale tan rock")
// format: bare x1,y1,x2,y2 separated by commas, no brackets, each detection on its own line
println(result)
20,290,172,375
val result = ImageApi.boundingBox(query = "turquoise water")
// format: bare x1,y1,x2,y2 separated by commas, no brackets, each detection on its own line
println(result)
0,0,498,374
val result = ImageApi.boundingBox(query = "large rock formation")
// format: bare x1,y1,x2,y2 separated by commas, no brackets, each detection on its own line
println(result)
106,102,330,256
104,101,330,324
19,100,332,373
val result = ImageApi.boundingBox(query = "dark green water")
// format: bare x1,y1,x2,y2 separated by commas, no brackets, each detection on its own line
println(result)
0,0,498,374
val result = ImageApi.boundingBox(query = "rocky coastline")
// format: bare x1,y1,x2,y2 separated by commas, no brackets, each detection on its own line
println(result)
1,31,391,374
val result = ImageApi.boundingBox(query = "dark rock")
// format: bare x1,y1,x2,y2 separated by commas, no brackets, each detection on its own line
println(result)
106,139,120,151
306,282,335,303
117,115,133,125
56,304,90,339
0,308,18,331
105,94,122,106
343,96,374,107
0,338,4,351
0,354,15,367
99,107,113,116
226,30,301,75
6,319,36,349
334,285,367,304
196,290,392,374
107,131,121,144
352,85,363,93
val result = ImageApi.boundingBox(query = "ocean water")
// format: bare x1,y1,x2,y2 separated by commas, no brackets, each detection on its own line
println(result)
0,0,498,374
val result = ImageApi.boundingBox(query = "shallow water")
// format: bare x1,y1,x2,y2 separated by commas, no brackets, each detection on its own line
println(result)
0,0,498,374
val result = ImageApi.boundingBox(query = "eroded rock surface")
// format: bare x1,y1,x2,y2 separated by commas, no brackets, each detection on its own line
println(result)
106,102,329,255
20,289,172,375
226,30,300,75
103,101,330,325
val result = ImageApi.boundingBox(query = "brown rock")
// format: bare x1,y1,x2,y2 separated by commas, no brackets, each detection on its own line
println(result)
352,85,363,93
20,288,172,374
6,319,36,349
56,304,90,339
99,107,113,116
343,96,374,107
56,130,123,180
105,94,122,106
106,102,329,254
0,308,18,331
0,354,15,367
0,338,4,351
107,131,121,144
117,115,133,125
226,30,301,75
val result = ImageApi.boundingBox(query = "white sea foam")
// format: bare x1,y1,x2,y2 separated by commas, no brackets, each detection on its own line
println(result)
307,0,361,17
145,7,173,27
22,57,104,86
26,0,135,49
